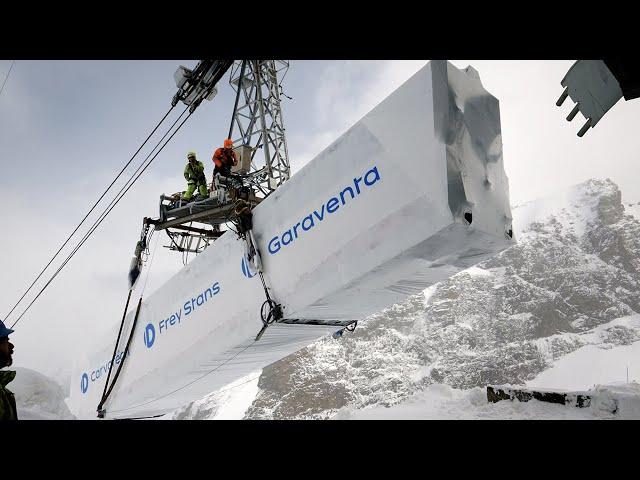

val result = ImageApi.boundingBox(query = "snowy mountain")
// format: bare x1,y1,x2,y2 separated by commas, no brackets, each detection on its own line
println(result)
625,201,640,221
169,178,640,419
9,367,76,419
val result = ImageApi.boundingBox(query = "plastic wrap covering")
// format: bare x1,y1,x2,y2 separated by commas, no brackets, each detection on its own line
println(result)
69,60,513,419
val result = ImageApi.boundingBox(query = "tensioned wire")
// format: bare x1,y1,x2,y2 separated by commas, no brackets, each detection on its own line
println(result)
3,104,176,326
9,105,193,329
0,60,15,98
5,60,225,328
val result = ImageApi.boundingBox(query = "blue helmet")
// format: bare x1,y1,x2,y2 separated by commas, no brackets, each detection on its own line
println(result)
0,319,14,339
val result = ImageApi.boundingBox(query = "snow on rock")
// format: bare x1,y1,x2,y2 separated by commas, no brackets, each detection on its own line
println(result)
625,201,640,221
332,382,640,419
333,384,588,419
511,178,627,239
528,318,640,391
9,367,75,420
589,382,640,419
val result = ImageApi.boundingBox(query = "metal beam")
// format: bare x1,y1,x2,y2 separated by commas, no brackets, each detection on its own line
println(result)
163,224,223,238
154,203,237,230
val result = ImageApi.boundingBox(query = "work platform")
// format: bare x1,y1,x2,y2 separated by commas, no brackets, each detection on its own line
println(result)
157,196,238,230
151,174,263,236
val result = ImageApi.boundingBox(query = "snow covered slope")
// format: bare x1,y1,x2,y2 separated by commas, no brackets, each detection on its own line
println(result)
625,201,640,221
225,178,639,419
8,367,75,420
528,314,640,390
332,382,640,419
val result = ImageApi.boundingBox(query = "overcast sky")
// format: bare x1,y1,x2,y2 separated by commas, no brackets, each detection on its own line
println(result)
1,60,639,387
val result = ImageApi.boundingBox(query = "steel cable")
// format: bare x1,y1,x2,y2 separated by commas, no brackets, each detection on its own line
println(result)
10,106,194,328
2,104,176,325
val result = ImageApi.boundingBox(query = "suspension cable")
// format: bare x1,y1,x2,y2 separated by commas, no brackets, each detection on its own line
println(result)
4,59,232,327
99,289,133,407
0,60,15,98
98,225,160,417
10,106,194,329
97,296,144,417
2,104,176,325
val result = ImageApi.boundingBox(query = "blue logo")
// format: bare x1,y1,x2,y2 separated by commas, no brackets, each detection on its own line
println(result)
267,165,381,255
241,257,256,278
81,373,89,394
144,323,156,349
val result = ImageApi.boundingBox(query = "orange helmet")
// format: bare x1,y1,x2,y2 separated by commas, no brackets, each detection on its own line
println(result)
223,138,233,148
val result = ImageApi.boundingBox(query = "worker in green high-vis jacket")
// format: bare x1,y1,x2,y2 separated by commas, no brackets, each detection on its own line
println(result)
183,151,208,202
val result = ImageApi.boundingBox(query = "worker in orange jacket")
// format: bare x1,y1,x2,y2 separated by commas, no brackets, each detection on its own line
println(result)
212,138,238,179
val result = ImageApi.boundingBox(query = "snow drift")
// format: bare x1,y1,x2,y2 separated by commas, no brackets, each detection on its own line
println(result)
8,367,75,420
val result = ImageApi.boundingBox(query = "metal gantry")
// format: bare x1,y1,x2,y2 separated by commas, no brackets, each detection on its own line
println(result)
229,60,291,195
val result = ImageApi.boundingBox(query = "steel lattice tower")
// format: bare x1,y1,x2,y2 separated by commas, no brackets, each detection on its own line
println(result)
228,60,291,195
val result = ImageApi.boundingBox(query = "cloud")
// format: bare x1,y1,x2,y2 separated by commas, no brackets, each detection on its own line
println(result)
0,61,37,142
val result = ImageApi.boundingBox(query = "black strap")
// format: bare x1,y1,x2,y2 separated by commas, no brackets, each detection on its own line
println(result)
97,296,143,418
99,289,133,406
